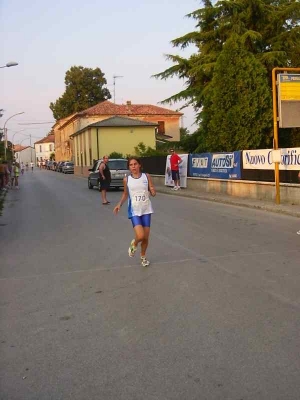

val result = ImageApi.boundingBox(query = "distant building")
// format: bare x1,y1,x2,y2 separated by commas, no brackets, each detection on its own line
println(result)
70,116,158,176
53,100,182,162
14,145,36,165
34,134,55,163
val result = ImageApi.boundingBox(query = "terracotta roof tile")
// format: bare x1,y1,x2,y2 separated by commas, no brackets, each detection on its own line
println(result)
81,100,183,116
34,134,55,144
13,145,29,152
89,116,158,128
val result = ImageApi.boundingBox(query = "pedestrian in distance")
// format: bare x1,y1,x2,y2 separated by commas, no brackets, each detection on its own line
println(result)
113,157,156,267
10,162,16,188
21,162,25,175
169,148,183,190
13,162,20,189
0,159,6,191
99,155,111,205
3,161,10,189
30,162,34,171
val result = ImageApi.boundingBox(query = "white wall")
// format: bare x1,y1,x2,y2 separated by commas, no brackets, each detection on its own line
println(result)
15,147,36,165
35,142,55,162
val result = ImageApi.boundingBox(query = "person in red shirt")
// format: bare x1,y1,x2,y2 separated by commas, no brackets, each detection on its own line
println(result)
169,148,182,190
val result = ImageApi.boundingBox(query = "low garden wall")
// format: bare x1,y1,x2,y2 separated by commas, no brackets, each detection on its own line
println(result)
151,175,300,205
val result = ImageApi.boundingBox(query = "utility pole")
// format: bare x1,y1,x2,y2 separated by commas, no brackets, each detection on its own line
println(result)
30,134,32,162
113,75,123,103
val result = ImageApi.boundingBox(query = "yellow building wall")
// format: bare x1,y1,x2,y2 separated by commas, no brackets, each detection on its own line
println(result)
97,126,156,160
55,113,181,162
74,126,156,167
75,114,181,143
135,115,181,141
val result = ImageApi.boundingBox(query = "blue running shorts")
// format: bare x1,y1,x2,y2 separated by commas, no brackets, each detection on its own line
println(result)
130,214,152,228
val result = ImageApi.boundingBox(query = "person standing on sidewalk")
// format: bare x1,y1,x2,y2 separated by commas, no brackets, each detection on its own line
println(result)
0,160,6,191
169,148,182,190
14,162,20,189
99,155,111,205
10,162,16,188
113,157,156,267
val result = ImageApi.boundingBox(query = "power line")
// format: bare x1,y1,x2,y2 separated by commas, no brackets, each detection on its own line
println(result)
18,121,55,125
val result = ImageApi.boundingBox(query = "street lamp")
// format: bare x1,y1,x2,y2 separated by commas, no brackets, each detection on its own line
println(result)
12,130,26,143
0,61,18,69
3,112,25,159
10,130,26,160
19,137,30,145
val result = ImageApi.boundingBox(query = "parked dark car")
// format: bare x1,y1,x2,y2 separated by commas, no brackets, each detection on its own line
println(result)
46,161,55,170
88,159,129,190
57,161,68,172
62,162,74,174
55,161,63,172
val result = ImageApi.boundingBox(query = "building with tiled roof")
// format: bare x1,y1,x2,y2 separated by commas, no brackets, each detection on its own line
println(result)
34,134,55,164
13,144,29,153
14,145,36,166
34,134,55,144
69,115,158,176
53,101,183,162
80,101,183,118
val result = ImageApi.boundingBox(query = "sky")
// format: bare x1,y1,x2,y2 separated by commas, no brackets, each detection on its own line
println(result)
0,0,200,146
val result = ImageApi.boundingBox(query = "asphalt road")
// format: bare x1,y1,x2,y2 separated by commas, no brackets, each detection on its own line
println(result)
1,169,300,400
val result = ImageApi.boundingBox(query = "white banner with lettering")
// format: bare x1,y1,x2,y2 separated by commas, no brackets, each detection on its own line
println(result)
165,154,188,187
243,148,300,170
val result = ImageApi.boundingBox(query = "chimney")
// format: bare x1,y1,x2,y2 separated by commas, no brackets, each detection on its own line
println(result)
126,101,132,106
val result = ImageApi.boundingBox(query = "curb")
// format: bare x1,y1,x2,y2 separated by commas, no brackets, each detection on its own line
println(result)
156,187,300,218
0,189,7,217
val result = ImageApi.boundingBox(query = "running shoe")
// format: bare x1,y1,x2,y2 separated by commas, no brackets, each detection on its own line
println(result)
141,256,150,267
128,239,137,257
297,230,300,235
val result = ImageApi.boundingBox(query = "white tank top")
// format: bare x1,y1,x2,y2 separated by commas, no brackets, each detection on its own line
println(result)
127,173,153,218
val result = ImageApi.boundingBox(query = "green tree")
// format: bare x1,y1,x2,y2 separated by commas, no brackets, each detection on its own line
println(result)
50,66,111,120
180,132,201,153
109,151,124,159
0,141,13,161
134,142,168,157
154,0,300,149
204,35,273,151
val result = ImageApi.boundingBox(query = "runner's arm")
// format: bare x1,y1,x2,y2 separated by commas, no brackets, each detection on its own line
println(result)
113,177,129,214
99,163,105,179
147,174,156,197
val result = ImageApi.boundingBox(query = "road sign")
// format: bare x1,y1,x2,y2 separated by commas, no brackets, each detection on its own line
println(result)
278,74,300,128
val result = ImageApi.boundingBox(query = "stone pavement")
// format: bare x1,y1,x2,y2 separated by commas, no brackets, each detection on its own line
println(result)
155,184,300,218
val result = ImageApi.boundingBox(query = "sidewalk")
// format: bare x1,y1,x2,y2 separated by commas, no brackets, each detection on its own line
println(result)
156,185,300,218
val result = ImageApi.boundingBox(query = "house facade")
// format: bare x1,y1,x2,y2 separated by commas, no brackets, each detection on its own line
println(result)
53,101,182,162
52,114,75,163
34,134,55,164
14,145,36,165
70,116,157,176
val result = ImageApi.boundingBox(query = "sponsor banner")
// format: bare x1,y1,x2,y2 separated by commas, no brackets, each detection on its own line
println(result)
189,152,241,179
165,154,188,187
243,148,300,170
